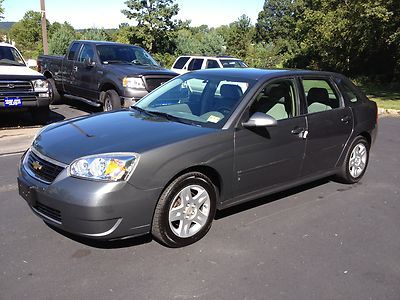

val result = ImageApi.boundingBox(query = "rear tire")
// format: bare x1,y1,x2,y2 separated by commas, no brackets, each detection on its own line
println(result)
31,107,49,125
336,136,369,184
103,89,121,111
152,172,217,248
48,78,62,105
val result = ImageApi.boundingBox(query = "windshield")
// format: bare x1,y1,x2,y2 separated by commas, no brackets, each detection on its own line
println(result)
220,59,247,68
0,46,25,66
96,44,159,67
134,73,254,128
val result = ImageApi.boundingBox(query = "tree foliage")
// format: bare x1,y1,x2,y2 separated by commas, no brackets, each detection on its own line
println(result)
9,11,50,58
79,28,112,41
121,0,180,53
49,22,76,55
256,0,400,79
0,0,4,20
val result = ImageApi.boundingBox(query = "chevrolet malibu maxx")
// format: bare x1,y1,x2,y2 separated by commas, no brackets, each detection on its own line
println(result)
18,69,377,247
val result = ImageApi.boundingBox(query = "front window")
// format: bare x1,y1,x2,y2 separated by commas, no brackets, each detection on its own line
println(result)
77,44,95,63
0,46,25,66
220,59,247,68
96,44,159,67
135,73,254,128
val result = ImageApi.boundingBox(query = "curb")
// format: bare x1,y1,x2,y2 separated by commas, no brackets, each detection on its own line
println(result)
378,108,400,116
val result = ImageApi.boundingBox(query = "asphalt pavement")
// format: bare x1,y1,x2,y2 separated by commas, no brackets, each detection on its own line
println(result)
0,110,399,299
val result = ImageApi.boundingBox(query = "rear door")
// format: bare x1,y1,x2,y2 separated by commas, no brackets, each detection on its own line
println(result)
300,76,353,176
62,42,80,94
71,43,99,100
234,78,307,197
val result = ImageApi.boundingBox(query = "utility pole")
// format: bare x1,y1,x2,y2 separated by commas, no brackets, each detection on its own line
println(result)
40,0,48,54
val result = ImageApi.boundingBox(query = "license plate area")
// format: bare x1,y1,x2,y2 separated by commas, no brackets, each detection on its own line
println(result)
4,97,22,107
18,178,37,206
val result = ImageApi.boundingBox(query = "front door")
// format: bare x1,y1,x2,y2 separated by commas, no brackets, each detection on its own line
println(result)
71,43,99,100
234,78,307,197
300,77,353,176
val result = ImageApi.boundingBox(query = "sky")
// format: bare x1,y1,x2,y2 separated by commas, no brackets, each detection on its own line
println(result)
2,0,264,29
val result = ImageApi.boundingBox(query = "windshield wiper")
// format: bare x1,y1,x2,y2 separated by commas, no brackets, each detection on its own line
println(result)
146,110,197,126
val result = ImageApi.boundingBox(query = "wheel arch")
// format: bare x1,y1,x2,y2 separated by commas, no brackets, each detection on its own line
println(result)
359,131,371,148
99,82,121,104
43,70,53,79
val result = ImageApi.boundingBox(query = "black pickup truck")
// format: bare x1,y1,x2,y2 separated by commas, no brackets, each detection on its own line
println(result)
37,40,177,111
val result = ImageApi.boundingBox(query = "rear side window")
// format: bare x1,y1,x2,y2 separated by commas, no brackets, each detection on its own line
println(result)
188,58,204,71
206,59,220,69
341,83,360,104
68,43,80,61
173,57,190,69
302,79,341,113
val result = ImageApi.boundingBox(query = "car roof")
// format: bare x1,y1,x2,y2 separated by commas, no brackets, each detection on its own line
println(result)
0,42,15,48
75,40,142,48
176,55,242,60
192,68,343,81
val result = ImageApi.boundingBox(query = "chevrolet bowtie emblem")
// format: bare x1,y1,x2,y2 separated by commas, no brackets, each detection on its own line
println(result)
32,161,43,171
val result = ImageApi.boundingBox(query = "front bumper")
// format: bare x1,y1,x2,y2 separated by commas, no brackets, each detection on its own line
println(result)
18,152,162,240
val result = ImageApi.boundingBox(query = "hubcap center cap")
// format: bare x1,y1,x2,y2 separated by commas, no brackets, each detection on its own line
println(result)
184,205,197,219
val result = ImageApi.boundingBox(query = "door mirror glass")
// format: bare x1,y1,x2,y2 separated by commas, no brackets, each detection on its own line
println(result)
242,112,278,128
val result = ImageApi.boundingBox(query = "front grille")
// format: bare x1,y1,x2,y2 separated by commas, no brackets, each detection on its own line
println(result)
27,150,65,183
33,201,62,223
0,81,33,92
143,76,175,92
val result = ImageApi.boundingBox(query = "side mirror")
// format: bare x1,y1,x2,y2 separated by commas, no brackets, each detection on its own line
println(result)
242,112,278,128
84,57,95,68
26,59,37,68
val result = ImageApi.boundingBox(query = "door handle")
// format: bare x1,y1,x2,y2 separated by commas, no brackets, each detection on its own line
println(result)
291,127,305,135
73,66,78,72
291,127,308,139
341,115,351,123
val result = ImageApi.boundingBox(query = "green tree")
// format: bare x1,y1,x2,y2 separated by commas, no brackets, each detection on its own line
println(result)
0,0,4,20
174,28,225,56
225,15,254,59
79,28,111,41
9,10,50,58
121,0,180,53
48,22,76,55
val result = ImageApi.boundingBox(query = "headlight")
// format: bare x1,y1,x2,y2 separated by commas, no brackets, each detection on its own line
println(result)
123,77,146,89
69,153,139,182
32,79,49,92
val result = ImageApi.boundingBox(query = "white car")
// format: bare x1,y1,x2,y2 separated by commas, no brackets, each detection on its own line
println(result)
0,42,50,124
171,55,248,74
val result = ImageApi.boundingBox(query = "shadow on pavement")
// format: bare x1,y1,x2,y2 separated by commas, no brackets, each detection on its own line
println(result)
0,109,65,129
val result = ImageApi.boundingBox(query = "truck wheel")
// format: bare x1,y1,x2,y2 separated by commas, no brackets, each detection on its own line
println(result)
103,90,121,111
31,107,49,125
48,78,62,105
152,172,217,248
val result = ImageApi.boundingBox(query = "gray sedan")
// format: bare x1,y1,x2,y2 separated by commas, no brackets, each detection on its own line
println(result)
18,68,377,247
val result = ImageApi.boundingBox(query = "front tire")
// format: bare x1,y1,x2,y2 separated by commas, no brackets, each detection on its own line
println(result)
336,136,369,183
103,89,121,111
152,172,217,248
48,78,62,105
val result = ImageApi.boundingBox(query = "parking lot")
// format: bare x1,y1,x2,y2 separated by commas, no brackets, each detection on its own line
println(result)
0,103,399,299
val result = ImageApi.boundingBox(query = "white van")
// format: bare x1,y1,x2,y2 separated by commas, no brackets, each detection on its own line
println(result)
171,55,248,74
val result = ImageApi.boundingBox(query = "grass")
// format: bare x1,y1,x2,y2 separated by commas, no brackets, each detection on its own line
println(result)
359,84,400,110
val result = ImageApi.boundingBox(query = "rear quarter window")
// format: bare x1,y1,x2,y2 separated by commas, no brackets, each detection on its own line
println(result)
173,57,190,69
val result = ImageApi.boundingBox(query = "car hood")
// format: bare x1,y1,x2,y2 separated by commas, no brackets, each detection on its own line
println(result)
104,64,177,77
33,110,215,164
0,65,44,79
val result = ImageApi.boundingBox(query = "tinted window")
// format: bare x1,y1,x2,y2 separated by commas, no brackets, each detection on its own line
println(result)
220,59,247,68
136,73,252,129
77,44,95,63
341,83,359,104
302,79,341,113
188,59,204,71
250,79,297,120
0,47,25,66
68,43,80,61
173,57,190,69
96,45,159,67
206,60,220,69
